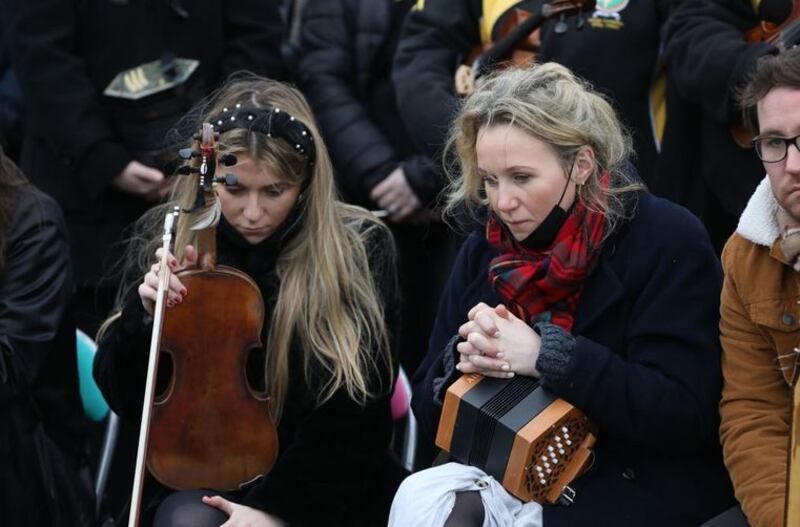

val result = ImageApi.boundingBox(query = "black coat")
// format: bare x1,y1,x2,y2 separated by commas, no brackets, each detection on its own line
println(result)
0,186,88,526
297,0,440,207
412,193,736,525
3,0,286,285
392,0,670,181
654,0,784,251
93,216,405,526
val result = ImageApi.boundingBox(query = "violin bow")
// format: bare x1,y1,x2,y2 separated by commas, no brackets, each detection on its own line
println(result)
128,207,179,527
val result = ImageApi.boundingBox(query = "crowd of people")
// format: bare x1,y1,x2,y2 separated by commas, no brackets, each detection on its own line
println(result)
1,0,799,526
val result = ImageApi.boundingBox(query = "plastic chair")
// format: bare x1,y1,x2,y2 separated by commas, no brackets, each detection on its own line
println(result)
76,329,109,422
75,329,120,519
390,366,417,471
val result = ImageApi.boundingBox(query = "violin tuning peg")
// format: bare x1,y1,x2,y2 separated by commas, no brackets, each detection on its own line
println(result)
220,153,238,167
214,173,238,186
555,13,568,34
178,148,195,160
176,165,199,175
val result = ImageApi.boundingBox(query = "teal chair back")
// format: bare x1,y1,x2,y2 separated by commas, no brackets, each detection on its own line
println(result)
76,329,110,422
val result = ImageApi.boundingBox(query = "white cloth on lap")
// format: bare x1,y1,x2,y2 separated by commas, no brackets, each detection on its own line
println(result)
389,462,544,527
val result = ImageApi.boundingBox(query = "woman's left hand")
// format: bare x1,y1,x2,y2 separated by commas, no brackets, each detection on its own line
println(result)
456,303,542,378
202,495,285,527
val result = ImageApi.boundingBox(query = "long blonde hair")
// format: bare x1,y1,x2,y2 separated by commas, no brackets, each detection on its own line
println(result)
100,76,394,420
444,63,642,236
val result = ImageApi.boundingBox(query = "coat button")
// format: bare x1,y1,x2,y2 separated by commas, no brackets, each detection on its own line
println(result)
622,468,636,480
783,313,796,326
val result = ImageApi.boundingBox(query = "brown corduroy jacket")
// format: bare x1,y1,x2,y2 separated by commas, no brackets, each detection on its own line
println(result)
720,177,799,527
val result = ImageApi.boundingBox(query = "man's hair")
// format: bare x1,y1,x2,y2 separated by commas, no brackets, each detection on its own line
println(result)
740,46,800,134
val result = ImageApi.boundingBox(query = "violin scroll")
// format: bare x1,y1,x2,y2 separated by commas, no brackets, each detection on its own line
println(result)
731,1,800,149
745,0,800,50
455,0,596,96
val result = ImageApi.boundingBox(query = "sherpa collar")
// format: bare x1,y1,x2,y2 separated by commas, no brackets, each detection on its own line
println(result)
737,176,780,247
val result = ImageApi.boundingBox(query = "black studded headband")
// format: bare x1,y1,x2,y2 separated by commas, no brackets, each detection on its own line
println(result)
208,104,316,170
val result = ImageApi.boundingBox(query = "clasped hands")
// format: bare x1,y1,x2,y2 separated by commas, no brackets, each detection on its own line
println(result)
456,303,541,379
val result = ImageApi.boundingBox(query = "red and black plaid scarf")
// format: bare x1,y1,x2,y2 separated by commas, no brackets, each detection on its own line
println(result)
486,189,607,332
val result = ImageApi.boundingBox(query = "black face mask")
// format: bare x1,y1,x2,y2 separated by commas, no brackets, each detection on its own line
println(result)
519,157,577,249
520,203,568,248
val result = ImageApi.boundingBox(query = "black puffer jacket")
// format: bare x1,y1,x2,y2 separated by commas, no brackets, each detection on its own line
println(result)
298,0,441,207
392,0,670,182
653,0,782,251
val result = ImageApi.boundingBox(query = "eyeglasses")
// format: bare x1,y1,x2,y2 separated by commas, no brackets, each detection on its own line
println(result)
752,134,800,163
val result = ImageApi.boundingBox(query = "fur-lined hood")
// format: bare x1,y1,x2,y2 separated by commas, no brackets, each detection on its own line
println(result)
736,176,779,247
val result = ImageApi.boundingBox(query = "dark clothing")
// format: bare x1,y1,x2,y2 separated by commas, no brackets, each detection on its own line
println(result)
0,187,89,526
152,489,228,527
0,11,24,162
298,0,440,206
3,0,286,287
391,221,462,375
93,215,404,526
664,0,776,126
297,0,459,375
655,0,783,251
413,193,736,525
393,0,669,181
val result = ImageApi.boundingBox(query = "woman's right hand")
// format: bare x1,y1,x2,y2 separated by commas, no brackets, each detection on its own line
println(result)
138,245,198,316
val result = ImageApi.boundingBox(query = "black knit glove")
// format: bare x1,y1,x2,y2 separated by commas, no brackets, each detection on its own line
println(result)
432,335,461,406
534,322,576,390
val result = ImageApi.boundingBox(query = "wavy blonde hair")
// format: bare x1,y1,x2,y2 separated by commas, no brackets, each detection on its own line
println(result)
444,63,642,237
100,76,394,420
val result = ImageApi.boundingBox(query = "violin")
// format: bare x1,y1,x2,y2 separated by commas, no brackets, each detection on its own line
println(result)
454,0,596,96
128,124,279,525
745,0,800,48
732,0,800,147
